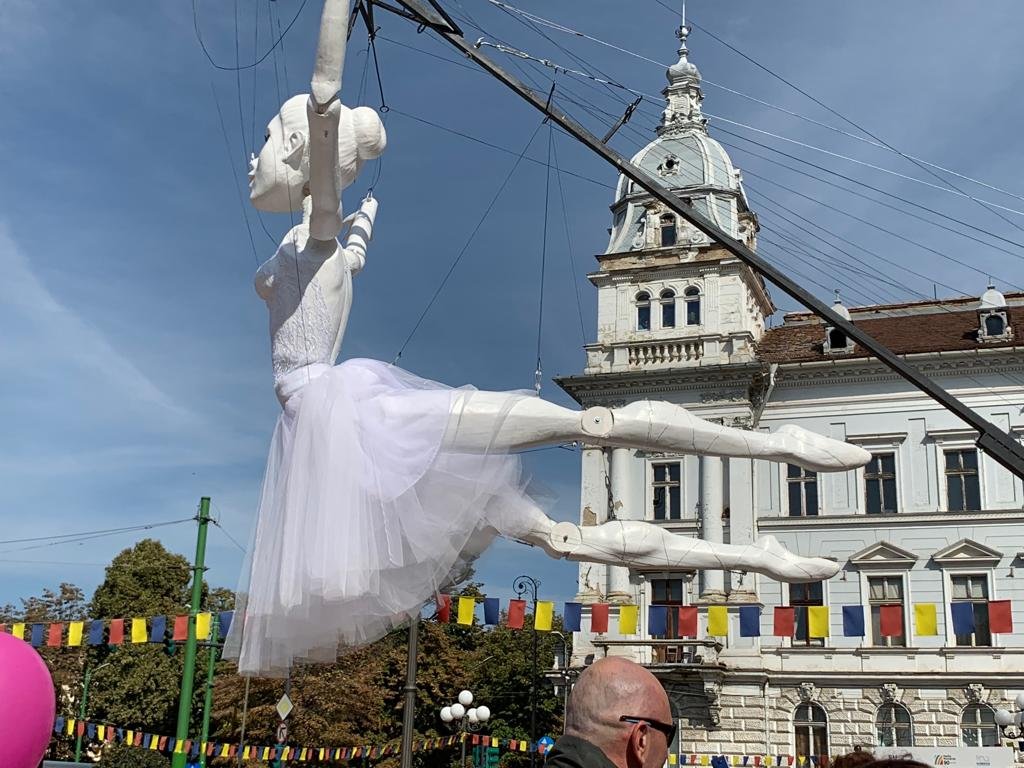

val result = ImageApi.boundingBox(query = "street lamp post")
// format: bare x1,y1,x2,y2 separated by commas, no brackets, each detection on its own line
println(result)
440,689,492,768
995,695,1024,740
514,575,540,768
75,662,111,762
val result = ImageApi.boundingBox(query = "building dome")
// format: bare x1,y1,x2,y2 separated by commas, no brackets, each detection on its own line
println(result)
980,283,1007,309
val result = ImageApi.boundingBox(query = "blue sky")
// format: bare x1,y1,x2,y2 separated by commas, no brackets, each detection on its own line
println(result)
2,0,1024,612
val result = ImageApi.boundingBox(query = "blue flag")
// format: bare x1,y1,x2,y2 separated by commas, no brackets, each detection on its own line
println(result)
563,602,582,632
739,606,761,637
218,610,234,639
842,605,865,637
149,615,166,643
88,619,104,646
87,723,96,739
951,602,976,635
54,717,65,733
483,598,500,626
648,605,668,636
30,623,44,647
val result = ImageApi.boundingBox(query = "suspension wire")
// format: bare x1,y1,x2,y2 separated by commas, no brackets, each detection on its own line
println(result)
393,121,546,364
250,0,260,153
534,122,554,393
716,131,1024,255
192,0,310,72
488,0,1024,207
211,83,260,264
661,3,1024,235
233,0,248,164
550,131,588,346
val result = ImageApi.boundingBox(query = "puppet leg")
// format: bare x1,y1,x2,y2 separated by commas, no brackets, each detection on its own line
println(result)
498,503,835,583
439,392,867,472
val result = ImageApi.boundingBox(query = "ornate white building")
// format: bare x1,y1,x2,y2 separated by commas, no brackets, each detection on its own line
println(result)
556,25,1024,762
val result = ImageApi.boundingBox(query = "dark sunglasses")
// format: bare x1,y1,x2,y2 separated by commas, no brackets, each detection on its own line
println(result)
619,715,676,740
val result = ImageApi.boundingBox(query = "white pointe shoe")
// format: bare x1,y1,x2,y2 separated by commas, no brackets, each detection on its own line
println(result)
750,535,839,582
766,425,870,472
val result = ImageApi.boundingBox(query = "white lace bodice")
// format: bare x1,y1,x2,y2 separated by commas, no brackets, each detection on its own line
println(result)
256,224,362,398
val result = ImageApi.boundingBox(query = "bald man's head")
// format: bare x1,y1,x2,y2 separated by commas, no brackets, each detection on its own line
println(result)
564,657,672,768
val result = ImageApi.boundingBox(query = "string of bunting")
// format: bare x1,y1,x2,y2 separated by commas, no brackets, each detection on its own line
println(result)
54,718,552,762
0,611,234,648
436,595,1014,638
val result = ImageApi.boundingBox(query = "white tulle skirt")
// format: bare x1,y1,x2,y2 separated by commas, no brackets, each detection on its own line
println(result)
225,359,543,676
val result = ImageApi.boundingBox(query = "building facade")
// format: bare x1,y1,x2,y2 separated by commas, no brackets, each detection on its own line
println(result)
556,25,1024,762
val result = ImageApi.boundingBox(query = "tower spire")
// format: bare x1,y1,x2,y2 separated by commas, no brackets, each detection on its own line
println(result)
659,6,706,135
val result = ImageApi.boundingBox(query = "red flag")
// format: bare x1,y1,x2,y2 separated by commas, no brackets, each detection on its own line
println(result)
507,599,526,629
773,607,795,637
158,737,167,751
76,721,86,736
0,624,6,634
436,595,452,623
172,615,188,641
879,605,903,637
678,606,698,637
989,600,1013,634
590,603,609,633
108,619,124,645
47,622,63,647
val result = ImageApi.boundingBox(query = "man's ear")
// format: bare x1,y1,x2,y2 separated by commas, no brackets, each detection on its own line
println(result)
626,724,650,768
283,131,306,170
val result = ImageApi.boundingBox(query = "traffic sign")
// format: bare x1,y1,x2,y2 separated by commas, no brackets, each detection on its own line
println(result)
276,694,294,720
276,722,289,743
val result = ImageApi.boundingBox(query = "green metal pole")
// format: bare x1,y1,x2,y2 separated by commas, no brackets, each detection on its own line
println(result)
172,496,212,768
74,666,92,762
199,614,220,768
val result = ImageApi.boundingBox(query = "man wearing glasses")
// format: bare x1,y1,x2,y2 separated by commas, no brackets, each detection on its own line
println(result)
547,657,675,768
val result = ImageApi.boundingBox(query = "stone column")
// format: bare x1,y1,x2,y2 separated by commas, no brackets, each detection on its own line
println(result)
699,455,726,601
577,446,609,601
728,457,758,600
607,447,636,602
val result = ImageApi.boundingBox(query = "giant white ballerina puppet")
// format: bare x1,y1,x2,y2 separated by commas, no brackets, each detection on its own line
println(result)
227,0,869,676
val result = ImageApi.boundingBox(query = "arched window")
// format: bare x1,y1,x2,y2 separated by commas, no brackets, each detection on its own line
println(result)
876,703,913,747
660,289,676,328
636,292,651,331
660,214,677,247
985,314,1006,336
684,286,701,326
961,704,999,747
794,703,828,759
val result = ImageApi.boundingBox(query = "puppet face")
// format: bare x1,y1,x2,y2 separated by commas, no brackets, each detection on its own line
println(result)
249,94,387,214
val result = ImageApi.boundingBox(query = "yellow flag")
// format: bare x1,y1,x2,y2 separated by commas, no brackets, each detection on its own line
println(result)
701,756,709,766
707,606,729,637
243,747,251,759
808,606,830,638
491,738,499,748
535,601,554,631
131,618,147,643
126,729,134,742
174,740,184,754
196,612,212,640
149,734,159,750
68,720,76,736
618,604,638,634
457,596,475,625
68,621,84,647
261,747,270,760
219,744,230,757
11,623,24,640
97,726,105,740
320,748,327,760
915,604,938,636
669,756,678,765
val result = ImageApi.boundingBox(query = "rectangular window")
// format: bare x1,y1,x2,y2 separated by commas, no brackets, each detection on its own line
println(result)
651,578,690,663
791,581,824,647
660,222,677,247
944,449,981,511
865,453,898,514
652,462,682,521
868,575,906,647
637,305,651,331
685,299,700,326
787,464,818,517
951,574,991,647
662,300,676,328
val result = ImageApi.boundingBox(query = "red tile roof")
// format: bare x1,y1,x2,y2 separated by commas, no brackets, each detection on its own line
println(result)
758,299,1022,364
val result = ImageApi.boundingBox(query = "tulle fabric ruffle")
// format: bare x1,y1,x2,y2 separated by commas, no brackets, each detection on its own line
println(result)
224,359,539,676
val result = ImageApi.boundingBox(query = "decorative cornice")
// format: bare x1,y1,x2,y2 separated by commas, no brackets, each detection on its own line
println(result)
757,509,1024,532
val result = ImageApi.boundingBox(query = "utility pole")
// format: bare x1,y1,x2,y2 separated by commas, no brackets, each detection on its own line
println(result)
383,0,1024,481
171,497,212,768
513,576,540,768
199,613,220,768
399,618,419,768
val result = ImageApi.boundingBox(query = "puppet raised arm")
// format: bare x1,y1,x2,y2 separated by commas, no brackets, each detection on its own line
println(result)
307,0,349,242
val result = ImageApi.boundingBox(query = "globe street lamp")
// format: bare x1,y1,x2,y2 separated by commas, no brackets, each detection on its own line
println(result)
440,690,492,768
995,694,1024,739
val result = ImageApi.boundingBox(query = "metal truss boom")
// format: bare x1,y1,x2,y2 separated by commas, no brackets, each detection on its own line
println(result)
381,0,1024,480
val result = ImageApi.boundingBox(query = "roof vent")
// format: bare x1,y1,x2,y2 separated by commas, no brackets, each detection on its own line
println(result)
824,291,854,355
978,282,1013,343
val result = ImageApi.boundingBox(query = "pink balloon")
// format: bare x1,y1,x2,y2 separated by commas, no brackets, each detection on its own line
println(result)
0,633,56,768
